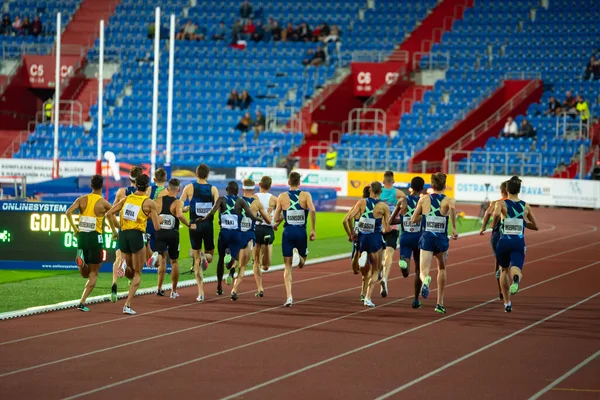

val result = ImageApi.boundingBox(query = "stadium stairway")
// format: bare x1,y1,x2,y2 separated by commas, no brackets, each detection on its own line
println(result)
61,0,121,49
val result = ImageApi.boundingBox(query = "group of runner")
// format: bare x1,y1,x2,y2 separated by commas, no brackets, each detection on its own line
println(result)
66,164,536,315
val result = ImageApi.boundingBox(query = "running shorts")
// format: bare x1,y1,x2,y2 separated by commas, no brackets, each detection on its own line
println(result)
218,229,242,260
419,232,449,255
490,230,501,257
255,225,275,245
358,233,384,254
78,231,104,264
400,232,421,261
155,230,180,261
119,230,146,254
240,230,256,249
495,237,526,270
383,230,399,250
281,226,307,258
190,221,215,252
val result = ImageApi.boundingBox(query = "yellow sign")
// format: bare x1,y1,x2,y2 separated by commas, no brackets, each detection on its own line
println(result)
347,171,455,198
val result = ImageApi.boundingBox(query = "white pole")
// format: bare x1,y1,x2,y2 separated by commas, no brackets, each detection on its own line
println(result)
96,19,104,175
150,7,160,177
52,12,61,179
165,14,175,179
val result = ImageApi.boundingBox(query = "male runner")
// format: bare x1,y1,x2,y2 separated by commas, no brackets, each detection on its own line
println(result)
493,176,539,312
342,185,370,301
344,182,390,307
390,176,425,309
253,176,277,298
480,180,509,300
145,167,168,255
273,172,317,307
107,174,161,314
379,171,405,297
65,175,114,312
412,172,458,315
155,178,193,298
199,181,259,300
180,163,219,299
230,178,272,301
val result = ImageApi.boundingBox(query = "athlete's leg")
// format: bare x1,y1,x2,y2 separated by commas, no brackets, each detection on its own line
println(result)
112,249,122,285
232,241,252,299
171,258,179,295
364,249,382,305
262,243,272,271
124,249,144,310
283,257,293,304
500,267,511,307
79,263,100,306
192,249,204,298
380,246,394,298
253,244,264,295
510,265,523,294
495,260,503,299
419,249,434,298
434,251,448,311
157,251,168,291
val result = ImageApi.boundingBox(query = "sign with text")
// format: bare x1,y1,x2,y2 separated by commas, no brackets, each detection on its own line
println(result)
22,55,80,88
347,171,455,198
351,62,404,96
0,159,119,183
235,167,348,196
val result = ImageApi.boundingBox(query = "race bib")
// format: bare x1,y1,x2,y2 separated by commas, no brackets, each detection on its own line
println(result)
425,215,446,233
195,202,212,217
241,216,253,232
357,217,376,234
79,216,97,232
159,214,176,230
123,203,141,222
503,218,523,235
403,216,421,233
221,214,239,230
286,209,306,226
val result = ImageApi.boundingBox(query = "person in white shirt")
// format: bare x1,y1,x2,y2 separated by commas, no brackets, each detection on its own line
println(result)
503,116,518,137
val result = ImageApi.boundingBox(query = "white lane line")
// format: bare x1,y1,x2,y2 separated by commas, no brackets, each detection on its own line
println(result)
528,349,600,400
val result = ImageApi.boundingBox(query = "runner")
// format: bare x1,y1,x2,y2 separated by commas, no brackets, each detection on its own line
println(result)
230,178,272,301
273,171,317,307
379,171,405,298
342,185,370,301
180,163,219,299
493,176,539,312
253,176,277,298
145,168,168,265
198,181,259,300
480,180,509,300
412,172,458,315
390,176,425,309
65,175,114,312
154,178,193,298
107,174,161,315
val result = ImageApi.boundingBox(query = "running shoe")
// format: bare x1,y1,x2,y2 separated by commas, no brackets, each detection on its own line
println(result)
147,252,159,268
231,292,238,301
77,303,89,312
196,294,205,302
399,259,408,270
284,298,293,307
156,289,165,297
380,278,388,298
216,287,223,296
123,306,136,315
255,291,264,298
200,252,209,271
421,276,432,299
223,249,232,266
360,294,365,302
110,283,117,303
504,303,512,313
170,292,179,299
76,249,85,268
412,299,422,309
435,304,446,314
292,248,300,267
364,298,375,308
226,268,234,286
358,251,368,268
510,275,520,295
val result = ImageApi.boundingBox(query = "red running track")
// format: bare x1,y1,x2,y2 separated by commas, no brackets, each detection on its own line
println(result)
0,207,599,399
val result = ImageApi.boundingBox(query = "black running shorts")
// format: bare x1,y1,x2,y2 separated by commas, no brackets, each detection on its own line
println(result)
383,230,399,250
155,230,180,260
78,231,104,264
255,225,275,245
190,221,215,251
119,230,145,254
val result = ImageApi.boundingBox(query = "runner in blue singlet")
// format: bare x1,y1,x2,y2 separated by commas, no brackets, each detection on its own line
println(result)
480,181,509,300
273,172,317,307
412,172,458,315
379,171,405,298
342,185,370,301
390,176,425,309
493,176,539,313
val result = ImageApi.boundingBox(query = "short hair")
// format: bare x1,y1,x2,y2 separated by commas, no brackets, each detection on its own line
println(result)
129,166,143,181
154,168,167,183
383,171,394,182
226,180,239,195
259,176,272,190
410,176,425,192
289,171,301,187
196,163,210,179
243,178,255,188
168,178,180,191
362,185,370,198
507,176,522,195
135,174,150,191
370,181,382,195
500,181,508,194
431,172,446,191
90,174,104,191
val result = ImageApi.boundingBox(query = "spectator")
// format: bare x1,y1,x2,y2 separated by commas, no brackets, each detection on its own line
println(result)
212,21,227,40
324,25,341,43
243,19,256,40
271,20,282,41
320,22,331,38
518,118,536,139
303,45,326,66
31,16,42,37
235,112,253,134
226,90,240,109
584,56,595,81
325,146,337,170
502,116,518,137
1,14,11,35
147,22,155,39
240,1,253,26
297,22,312,42
253,110,265,138
263,17,274,40
176,20,197,40
545,96,561,116
231,20,243,43
562,90,577,115
283,22,297,42
239,90,253,110
12,15,22,35
576,95,590,126
195,25,207,40
21,16,32,36
251,20,264,42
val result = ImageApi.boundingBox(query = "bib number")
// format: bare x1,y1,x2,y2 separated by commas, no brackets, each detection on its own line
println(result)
123,203,141,222
357,217,376,234
221,214,239,230
425,216,446,233
159,214,176,230
195,202,212,217
241,216,253,232
79,216,97,232
503,218,523,235
402,216,421,233
286,209,306,226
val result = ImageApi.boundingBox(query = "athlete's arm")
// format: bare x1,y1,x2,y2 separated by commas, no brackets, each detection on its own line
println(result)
255,199,272,225
448,198,458,240
211,186,219,203
146,200,161,231
268,195,277,213
273,194,284,225
396,189,406,208
492,200,504,220
114,187,125,204
524,203,539,231
389,198,403,226
411,197,425,224
106,198,125,237
179,184,193,212
65,196,82,235
199,196,223,222
305,192,317,241
381,203,391,234
480,200,495,235
100,199,116,236
235,197,259,221
174,200,191,228
342,201,362,240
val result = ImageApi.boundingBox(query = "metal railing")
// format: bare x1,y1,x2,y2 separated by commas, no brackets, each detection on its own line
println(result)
309,145,410,171
447,150,544,176
266,105,304,134
351,50,408,64
347,108,386,134
412,51,450,71
555,112,591,140
363,63,408,108
0,131,30,158
41,100,83,125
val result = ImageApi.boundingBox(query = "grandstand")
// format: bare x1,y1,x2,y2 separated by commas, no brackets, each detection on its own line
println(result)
0,0,598,177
